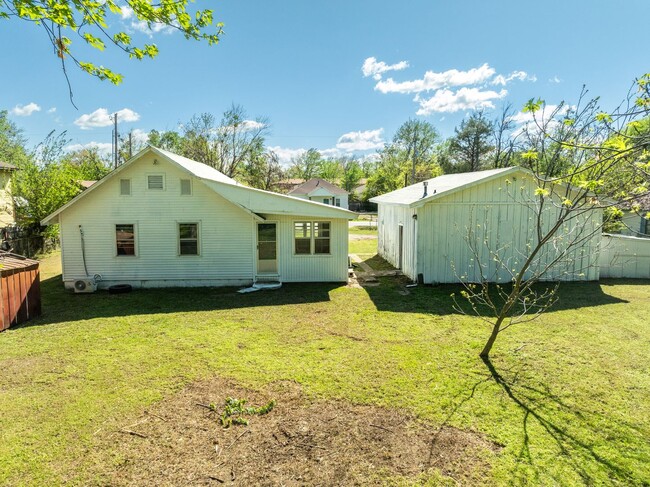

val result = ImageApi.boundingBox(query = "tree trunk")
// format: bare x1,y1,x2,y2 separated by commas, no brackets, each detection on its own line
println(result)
480,318,503,358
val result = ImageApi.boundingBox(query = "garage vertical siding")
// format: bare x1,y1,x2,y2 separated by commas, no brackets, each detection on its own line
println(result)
600,234,650,278
377,204,418,281
58,153,255,288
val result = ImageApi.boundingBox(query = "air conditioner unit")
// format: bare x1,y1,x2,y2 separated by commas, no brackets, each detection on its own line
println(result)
73,279,97,293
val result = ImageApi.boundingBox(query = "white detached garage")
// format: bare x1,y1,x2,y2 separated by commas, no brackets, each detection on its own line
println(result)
370,167,603,284
42,146,355,289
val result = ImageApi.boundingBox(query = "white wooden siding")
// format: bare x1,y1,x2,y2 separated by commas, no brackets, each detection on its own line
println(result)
377,204,418,280
57,152,350,288
378,173,602,284
600,234,650,278
266,215,349,282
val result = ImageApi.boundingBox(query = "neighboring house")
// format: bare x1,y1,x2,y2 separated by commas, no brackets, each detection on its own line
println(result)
370,167,603,284
275,178,305,193
42,146,355,289
0,161,17,226
618,194,649,238
288,178,349,209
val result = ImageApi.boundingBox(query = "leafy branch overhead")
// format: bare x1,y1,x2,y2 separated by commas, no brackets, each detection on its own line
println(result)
0,0,223,97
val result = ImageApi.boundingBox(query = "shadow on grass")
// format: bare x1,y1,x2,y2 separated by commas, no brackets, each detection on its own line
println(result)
481,358,645,484
362,277,632,315
16,275,342,328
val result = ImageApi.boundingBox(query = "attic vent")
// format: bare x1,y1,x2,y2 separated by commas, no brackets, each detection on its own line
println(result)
147,174,164,190
120,178,131,196
180,179,192,195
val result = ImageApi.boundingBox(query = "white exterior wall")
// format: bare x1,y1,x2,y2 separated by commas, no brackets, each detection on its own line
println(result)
57,152,350,288
619,212,648,238
266,214,349,282
418,175,601,283
0,171,15,226
600,234,650,278
292,192,349,209
377,203,418,280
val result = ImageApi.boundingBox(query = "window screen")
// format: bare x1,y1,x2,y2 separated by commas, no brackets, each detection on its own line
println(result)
294,222,312,254
116,224,135,256
148,174,164,190
180,179,192,195
120,179,131,195
179,223,199,255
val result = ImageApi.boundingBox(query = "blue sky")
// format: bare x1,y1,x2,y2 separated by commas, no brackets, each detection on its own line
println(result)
1,0,648,165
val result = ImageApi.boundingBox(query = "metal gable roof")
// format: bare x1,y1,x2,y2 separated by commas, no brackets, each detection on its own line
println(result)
369,167,519,207
42,146,356,225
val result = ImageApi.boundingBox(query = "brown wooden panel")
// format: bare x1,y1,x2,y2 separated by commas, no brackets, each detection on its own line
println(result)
0,277,7,331
26,269,41,320
17,270,28,324
8,273,18,327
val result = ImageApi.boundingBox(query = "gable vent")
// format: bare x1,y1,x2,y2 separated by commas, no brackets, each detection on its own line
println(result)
148,174,164,190
180,179,192,195
120,178,131,196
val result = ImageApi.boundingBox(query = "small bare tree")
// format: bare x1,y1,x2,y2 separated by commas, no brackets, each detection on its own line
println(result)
453,76,650,359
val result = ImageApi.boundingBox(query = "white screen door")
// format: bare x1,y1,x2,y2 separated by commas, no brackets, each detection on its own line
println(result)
257,223,277,274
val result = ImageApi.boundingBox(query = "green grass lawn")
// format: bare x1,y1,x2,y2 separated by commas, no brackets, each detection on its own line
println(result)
1,253,649,485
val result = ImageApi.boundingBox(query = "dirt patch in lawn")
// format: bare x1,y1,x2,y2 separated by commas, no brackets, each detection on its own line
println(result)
96,378,500,486
349,233,377,240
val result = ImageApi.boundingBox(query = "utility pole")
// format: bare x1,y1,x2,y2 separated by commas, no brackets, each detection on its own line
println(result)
411,123,418,186
128,131,133,159
111,113,119,169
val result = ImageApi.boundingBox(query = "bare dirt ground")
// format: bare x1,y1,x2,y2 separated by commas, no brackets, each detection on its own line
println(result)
95,378,501,486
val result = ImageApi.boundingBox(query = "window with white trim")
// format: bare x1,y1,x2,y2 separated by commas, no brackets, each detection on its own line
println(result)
179,223,199,255
116,224,136,256
180,178,192,195
120,178,131,195
294,221,330,255
147,174,164,190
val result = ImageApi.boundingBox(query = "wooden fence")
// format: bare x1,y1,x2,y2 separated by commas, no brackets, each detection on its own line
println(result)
0,254,41,331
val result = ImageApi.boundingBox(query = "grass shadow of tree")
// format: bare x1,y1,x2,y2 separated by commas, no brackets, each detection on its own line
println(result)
481,357,644,485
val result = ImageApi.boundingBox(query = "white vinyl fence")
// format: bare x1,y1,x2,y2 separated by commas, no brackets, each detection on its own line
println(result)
600,234,650,279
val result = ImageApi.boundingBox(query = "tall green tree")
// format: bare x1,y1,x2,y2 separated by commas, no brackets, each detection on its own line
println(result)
287,149,322,180
446,111,494,173
393,119,440,185
0,110,30,167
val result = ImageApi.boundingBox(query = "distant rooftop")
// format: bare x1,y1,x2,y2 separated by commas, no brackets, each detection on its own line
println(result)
288,178,348,196
0,162,17,170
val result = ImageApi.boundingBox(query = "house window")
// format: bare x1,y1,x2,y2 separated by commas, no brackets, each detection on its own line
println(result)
294,222,312,254
644,218,650,236
180,179,192,196
335,198,341,207
179,223,199,255
148,174,164,190
314,222,330,254
294,221,330,255
120,179,131,196
116,224,135,256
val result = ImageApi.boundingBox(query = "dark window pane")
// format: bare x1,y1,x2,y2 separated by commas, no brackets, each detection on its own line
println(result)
179,224,198,239
180,240,198,255
295,238,311,254
294,222,311,238
116,224,135,256
314,238,330,254
258,224,276,241
314,222,330,238
258,241,276,260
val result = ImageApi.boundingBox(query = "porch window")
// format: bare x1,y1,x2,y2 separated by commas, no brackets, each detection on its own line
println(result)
179,223,199,255
116,224,135,256
294,221,331,255
294,222,312,254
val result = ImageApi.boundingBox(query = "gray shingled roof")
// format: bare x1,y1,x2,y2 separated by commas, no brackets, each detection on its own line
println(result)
288,178,348,196
370,167,518,206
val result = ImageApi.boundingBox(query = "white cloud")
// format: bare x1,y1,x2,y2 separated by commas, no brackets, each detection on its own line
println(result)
549,75,562,83
492,70,536,86
336,128,384,152
415,88,508,115
120,5,134,19
266,146,307,166
362,57,409,81
47,107,57,114
74,107,140,129
65,142,113,155
11,102,41,116
509,104,571,125
375,63,496,94
130,19,176,36
130,128,149,145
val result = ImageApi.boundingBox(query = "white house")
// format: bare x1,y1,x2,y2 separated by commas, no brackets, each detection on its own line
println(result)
42,146,356,289
0,161,17,227
288,178,349,209
370,167,603,284
618,194,649,238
